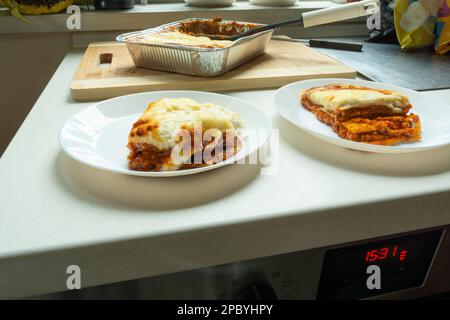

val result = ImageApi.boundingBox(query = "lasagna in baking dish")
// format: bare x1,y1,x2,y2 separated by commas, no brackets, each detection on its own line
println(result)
127,98,245,171
301,84,421,145
125,18,258,49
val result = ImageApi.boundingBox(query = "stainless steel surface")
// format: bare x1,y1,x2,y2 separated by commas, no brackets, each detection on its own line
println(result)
311,39,450,91
116,19,273,77
32,226,450,300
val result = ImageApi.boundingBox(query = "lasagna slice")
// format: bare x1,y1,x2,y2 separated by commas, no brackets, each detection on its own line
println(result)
127,98,245,171
301,84,421,145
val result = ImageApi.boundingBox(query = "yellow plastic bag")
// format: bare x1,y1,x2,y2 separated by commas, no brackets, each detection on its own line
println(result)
434,1,450,54
394,0,440,50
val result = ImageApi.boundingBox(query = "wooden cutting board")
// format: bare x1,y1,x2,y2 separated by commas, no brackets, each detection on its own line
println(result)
71,40,356,101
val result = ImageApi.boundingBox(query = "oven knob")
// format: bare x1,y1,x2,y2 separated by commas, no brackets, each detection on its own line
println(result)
233,282,277,300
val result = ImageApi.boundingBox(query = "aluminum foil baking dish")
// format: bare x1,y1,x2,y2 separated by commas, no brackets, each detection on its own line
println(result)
116,19,273,77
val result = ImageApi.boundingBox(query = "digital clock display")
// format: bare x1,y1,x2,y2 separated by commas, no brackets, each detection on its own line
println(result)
317,230,442,299
364,245,408,263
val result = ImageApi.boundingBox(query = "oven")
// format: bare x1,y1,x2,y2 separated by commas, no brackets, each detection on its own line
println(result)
34,225,450,300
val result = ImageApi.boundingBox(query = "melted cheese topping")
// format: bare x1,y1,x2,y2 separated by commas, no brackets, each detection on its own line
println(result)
130,98,245,150
130,30,232,48
306,88,410,113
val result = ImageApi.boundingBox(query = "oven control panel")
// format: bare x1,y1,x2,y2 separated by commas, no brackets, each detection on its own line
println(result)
317,230,443,299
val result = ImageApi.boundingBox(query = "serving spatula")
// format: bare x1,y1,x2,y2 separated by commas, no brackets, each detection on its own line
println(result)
204,0,380,41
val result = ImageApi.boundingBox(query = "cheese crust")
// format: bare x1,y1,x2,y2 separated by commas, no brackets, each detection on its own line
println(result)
301,84,421,145
128,29,232,49
127,98,245,171
303,84,412,121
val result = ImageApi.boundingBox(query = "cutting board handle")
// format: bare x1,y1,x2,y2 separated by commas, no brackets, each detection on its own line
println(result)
99,53,113,67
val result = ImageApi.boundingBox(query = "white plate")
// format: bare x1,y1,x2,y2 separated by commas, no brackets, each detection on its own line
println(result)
274,78,450,153
60,91,271,177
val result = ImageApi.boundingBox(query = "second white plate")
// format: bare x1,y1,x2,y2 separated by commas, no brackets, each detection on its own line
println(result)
60,91,271,177
273,78,450,153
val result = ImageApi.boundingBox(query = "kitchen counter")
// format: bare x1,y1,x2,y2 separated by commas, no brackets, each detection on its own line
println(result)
1,50,450,299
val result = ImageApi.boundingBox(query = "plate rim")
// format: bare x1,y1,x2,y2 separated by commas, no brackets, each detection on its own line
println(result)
60,90,272,177
273,78,450,154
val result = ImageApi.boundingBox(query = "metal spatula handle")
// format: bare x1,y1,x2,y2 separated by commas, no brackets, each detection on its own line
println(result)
302,0,380,28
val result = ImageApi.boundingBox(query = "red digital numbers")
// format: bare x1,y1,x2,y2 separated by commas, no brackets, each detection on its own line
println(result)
365,245,408,263
399,250,408,261
379,247,389,259
365,249,378,262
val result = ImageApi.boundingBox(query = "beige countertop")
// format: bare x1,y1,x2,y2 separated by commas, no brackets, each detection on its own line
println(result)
0,49,449,299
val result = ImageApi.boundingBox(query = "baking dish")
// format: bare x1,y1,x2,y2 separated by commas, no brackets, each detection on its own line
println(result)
116,18,273,77
117,0,380,76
